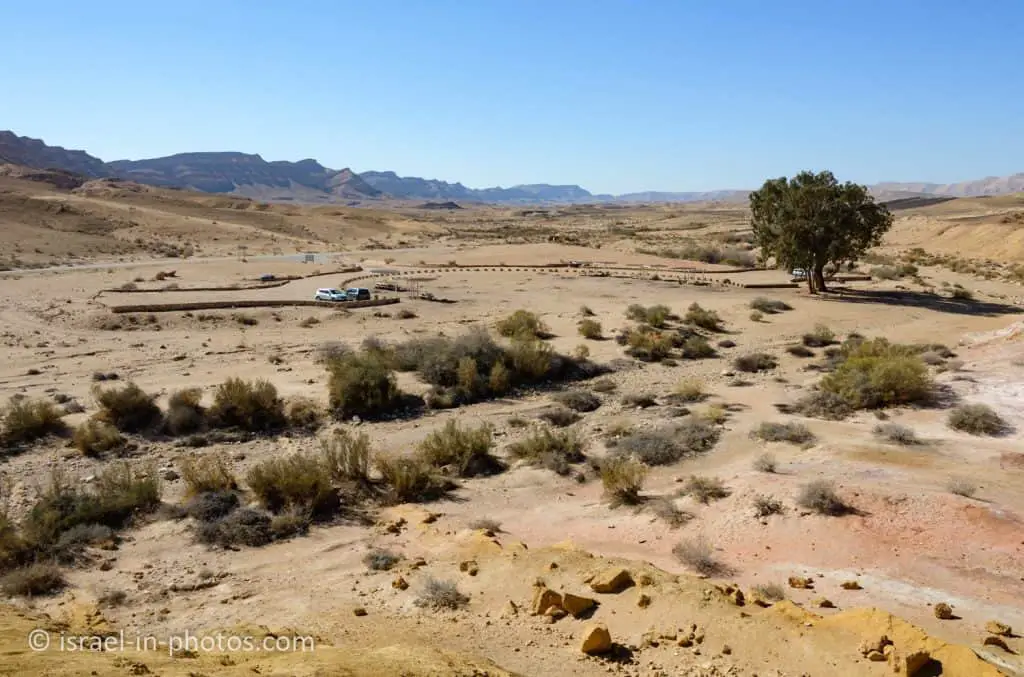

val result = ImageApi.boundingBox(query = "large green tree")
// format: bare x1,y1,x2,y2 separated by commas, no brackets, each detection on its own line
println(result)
749,170,893,293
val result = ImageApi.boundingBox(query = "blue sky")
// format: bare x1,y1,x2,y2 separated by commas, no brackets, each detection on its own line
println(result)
2,1,1022,194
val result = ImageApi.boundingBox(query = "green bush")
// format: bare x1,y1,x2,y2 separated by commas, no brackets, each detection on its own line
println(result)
626,304,673,328
72,419,124,456
600,456,647,506
507,427,585,475
246,452,338,517
418,420,498,477
208,378,286,432
320,428,372,484
947,403,1007,435
624,326,674,362
684,303,723,331
496,310,549,339
94,383,162,433
819,339,933,409
326,353,403,420
376,454,450,504
1,397,66,449
578,319,603,340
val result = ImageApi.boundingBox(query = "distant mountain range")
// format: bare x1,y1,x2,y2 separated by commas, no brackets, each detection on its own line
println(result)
2,130,1022,205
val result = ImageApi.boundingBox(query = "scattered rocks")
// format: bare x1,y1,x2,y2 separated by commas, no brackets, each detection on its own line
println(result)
858,635,892,657
579,623,612,655
159,467,179,481
812,598,835,609
985,620,1012,637
933,603,954,620
589,568,634,594
378,517,407,535
391,576,409,591
531,587,563,616
788,576,814,589
459,560,479,576
840,580,862,590
636,593,652,608
561,593,596,618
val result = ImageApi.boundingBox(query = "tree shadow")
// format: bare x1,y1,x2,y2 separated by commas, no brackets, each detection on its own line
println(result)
820,288,1023,317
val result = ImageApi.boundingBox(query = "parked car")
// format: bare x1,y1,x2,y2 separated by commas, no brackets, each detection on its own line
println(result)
314,288,347,301
790,269,808,279
346,288,371,301
259,274,276,282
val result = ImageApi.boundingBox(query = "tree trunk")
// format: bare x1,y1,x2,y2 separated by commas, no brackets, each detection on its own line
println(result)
806,274,816,294
813,265,828,293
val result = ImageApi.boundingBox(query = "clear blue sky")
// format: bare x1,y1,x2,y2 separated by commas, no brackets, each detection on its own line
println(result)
2,1,1022,194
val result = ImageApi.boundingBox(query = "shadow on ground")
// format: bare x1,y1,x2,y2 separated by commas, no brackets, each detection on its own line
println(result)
821,289,1023,317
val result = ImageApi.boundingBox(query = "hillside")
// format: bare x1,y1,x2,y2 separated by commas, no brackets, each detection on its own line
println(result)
0,131,108,177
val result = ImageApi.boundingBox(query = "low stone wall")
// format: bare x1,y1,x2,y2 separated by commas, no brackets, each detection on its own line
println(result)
109,297,400,314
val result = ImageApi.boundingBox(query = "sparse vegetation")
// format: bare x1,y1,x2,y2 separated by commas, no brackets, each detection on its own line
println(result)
681,335,716,359
802,324,836,347
672,537,726,575
285,396,325,431
72,419,124,456
415,577,469,610
376,454,450,504
797,480,849,516
649,497,692,528
946,477,977,498
94,382,162,433
621,392,657,408
363,548,401,571
180,454,237,496
468,517,502,532
750,297,792,314
733,352,777,373
1,398,66,450
818,338,933,410
578,319,603,340
326,351,404,420
753,494,784,517
591,377,617,393
496,310,550,339
539,406,580,427
751,583,786,602
208,378,286,433
684,303,723,331
786,344,815,358
873,423,920,445
506,426,585,475
165,387,205,435
613,420,720,466
793,390,853,420
752,452,777,473
417,421,499,477
0,563,67,597
682,475,730,504
553,390,601,412
751,421,815,445
947,403,1007,436
672,378,707,403
626,304,673,328
245,452,338,517
600,455,647,506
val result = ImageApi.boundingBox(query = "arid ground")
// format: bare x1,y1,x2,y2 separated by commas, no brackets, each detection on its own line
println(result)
0,172,1022,676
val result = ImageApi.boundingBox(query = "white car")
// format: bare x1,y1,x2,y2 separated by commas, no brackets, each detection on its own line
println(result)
790,269,808,279
314,288,347,302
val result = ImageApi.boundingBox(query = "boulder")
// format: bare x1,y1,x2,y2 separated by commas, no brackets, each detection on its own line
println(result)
812,597,835,609
858,635,892,657
580,623,613,655
933,603,954,620
531,587,563,616
840,580,862,590
889,649,932,676
590,568,634,594
561,593,596,618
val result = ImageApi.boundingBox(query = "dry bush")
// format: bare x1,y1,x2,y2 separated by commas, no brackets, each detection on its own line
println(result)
418,420,498,477
179,454,237,497
591,377,617,393
376,454,450,504
685,303,723,331
920,351,945,366
320,428,372,484
621,392,657,409
699,404,728,424
578,319,603,340
317,341,350,363
819,339,933,410
395,308,417,320
786,344,815,358
496,310,550,339
751,421,815,445
572,344,590,361
672,537,726,576
285,396,325,431
750,297,792,314
802,324,836,347
506,427,585,475
363,548,401,571
72,419,124,456
614,420,720,466
752,452,777,473
750,311,764,322
553,390,601,412
683,475,730,504
468,517,502,532
197,507,273,548
873,423,920,445
1,398,66,449
579,305,595,317
326,352,403,420
299,316,320,328
951,287,973,301
946,477,977,498
269,509,310,540
733,353,777,373
797,480,849,516
676,419,722,454
165,387,205,436
600,455,647,506
753,494,784,517
624,326,674,362
681,335,716,359
415,577,469,610
245,452,338,517
794,390,853,420
626,304,672,328
234,313,258,326
208,378,285,432
649,497,693,528
751,583,786,602
947,403,1007,436
185,490,239,522
673,378,707,403
539,406,581,427
0,563,66,597
94,383,162,433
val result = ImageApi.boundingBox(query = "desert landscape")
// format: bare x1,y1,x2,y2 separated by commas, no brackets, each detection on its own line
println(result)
0,160,1022,677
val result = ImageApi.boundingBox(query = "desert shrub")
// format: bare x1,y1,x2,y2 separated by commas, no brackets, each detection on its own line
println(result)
496,310,549,339
506,427,585,475
185,490,239,522
951,287,973,301
299,316,320,328
685,303,723,331
786,344,814,358
415,577,469,610
363,548,401,571
672,537,726,575
579,305,595,317
52,523,116,557
573,344,590,361
947,403,1007,436
554,390,601,412
681,335,716,359
919,351,945,366
0,563,66,597
1,398,65,449
819,340,932,410
245,452,337,517
578,319,603,340
395,308,417,319
676,419,722,454
320,428,372,484
873,423,920,445
418,421,498,477
285,396,325,431
870,265,901,280
749,311,764,322
488,361,511,395
468,517,503,532
198,507,273,548
614,420,719,466
208,378,285,432
797,480,849,516
165,387,205,435
72,419,124,456
624,326,674,362
591,378,617,393
268,509,310,540
673,378,707,403
752,452,777,473
539,406,580,427
649,497,692,528
683,475,730,504
751,421,815,445
234,313,258,326
506,338,557,381
180,454,237,496
946,477,977,498
326,353,402,420
794,390,853,420
802,324,836,347
317,341,350,363
94,382,162,433
750,297,792,314
751,583,786,602
600,456,647,506
626,304,672,328
376,454,450,504
752,494,784,517
733,353,777,373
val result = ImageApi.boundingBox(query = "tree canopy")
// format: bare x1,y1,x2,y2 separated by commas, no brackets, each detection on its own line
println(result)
749,170,893,293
